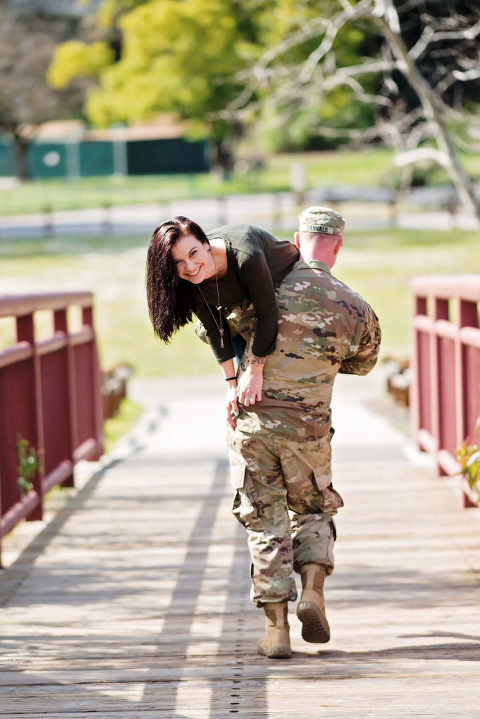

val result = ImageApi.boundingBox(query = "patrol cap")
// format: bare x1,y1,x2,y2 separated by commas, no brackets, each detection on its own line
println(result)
298,206,345,236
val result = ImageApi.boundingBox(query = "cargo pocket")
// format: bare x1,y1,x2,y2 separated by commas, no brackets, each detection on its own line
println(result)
232,476,260,528
319,484,344,514
286,435,332,491
228,442,248,489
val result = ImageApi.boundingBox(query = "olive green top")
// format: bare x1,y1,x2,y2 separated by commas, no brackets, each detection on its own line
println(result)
193,224,299,362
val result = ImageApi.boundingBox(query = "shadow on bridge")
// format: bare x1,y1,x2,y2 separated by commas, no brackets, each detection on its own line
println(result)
0,369,479,718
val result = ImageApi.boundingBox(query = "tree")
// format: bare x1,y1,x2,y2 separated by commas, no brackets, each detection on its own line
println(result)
0,4,87,180
49,0,270,173
227,0,480,218
47,0,480,216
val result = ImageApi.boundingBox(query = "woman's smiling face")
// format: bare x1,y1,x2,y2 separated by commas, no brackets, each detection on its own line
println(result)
171,234,214,283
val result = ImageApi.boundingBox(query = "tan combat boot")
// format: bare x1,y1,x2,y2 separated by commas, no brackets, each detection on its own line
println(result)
296,564,330,643
257,602,291,659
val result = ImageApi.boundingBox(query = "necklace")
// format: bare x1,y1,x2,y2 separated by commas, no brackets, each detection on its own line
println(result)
196,253,224,349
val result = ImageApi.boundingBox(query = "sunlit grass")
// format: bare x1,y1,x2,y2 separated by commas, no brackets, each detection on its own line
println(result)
334,228,480,359
103,398,144,453
2,148,478,216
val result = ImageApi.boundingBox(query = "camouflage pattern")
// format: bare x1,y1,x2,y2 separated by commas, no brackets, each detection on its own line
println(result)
298,206,345,236
227,259,381,441
229,429,341,606
226,258,381,606
197,257,381,606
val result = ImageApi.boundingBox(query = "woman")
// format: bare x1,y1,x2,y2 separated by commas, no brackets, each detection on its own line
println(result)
146,216,300,427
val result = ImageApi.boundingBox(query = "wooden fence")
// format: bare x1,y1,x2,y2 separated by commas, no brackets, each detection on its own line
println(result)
411,275,480,507
0,292,103,565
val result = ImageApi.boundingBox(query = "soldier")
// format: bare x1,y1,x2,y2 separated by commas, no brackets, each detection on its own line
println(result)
225,207,381,658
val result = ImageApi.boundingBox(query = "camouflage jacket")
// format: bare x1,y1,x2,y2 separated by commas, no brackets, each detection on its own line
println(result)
227,259,381,441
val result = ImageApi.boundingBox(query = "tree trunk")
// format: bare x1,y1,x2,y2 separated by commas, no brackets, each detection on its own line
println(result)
374,6,480,221
12,131,30,182
212,138,234,180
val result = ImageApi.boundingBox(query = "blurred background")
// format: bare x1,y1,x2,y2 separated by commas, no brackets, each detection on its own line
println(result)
1,0,479,381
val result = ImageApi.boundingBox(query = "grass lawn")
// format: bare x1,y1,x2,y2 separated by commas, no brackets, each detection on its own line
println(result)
1,225,478,377
332,227,480,360
103,398,144,453
1,148,478,216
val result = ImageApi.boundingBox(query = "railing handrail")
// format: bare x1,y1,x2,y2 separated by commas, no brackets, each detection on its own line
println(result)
411,274,480,302
0,291,93,318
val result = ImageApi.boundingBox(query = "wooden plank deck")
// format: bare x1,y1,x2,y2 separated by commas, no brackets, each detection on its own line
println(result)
1,372,479,718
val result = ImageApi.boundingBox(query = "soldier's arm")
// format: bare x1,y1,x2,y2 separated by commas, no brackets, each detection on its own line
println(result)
340,302,381,376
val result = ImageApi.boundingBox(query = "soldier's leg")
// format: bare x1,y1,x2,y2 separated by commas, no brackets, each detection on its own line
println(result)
278,434,343,643
228,431,297,608
291,513,336,573
277,433,342,572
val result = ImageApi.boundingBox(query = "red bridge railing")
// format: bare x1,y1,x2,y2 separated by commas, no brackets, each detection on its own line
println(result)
0,292,103,565
411,275,480,507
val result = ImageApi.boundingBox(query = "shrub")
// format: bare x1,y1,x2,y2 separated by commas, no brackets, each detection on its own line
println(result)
455,418,480,505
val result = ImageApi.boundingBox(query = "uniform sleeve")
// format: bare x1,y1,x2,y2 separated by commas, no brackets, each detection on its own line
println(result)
340,302,381,375
238,250,278,357
194,301,235,363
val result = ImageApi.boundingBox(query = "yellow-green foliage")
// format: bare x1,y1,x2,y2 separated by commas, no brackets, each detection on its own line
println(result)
79,0,257,131
48,41,114,89
456,418,480,503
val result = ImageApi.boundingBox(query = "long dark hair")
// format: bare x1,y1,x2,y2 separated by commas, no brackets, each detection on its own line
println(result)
146,216,209,342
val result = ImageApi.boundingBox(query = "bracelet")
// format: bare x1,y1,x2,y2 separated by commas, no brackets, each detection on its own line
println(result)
225,376,237,381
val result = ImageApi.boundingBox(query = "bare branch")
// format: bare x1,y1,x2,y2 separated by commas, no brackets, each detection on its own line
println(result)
393,148,450,169
225,0,480,219
299,0,373,83
373,0,401,34
227,15,333,112
311,124,382,142
408,24,435,61
453,67,480,82
427,20,480,43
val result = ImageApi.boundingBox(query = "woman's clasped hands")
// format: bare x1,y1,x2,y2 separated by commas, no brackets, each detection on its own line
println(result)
226,359,265,429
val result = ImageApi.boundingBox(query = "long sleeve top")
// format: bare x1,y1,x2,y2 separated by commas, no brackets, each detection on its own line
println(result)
192,224,299,362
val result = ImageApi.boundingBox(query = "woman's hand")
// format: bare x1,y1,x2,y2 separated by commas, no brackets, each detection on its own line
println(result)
237,359,265,407
226,380,239,430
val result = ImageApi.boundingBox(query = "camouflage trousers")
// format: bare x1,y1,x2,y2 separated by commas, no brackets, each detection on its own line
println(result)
228,428,343,607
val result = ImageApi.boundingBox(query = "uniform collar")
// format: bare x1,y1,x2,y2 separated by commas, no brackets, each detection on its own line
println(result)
308,260,332,274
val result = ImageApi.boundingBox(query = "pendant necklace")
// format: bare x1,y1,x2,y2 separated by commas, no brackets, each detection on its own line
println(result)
196,253,224,349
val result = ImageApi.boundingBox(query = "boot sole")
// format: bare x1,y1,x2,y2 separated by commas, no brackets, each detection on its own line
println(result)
296,601,330,643
257,642,291,659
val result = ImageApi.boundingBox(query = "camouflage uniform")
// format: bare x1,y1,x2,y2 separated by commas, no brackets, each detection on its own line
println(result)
225,258,381,606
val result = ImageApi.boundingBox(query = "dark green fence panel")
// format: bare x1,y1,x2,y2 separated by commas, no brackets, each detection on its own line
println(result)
10,136,210,178
0,137,15,177
29,142,68,179
127,138,210,174
80,141,115,176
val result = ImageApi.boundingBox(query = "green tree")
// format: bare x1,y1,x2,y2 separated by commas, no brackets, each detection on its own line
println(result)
49,0,267,172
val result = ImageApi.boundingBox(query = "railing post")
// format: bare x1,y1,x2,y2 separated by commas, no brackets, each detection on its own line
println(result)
54,308,76,488
431,297,449,474
16,313,45,521
411,293,427,448
457,297,479,507
0,466,3,567
82,305,104,458
458,297,478,441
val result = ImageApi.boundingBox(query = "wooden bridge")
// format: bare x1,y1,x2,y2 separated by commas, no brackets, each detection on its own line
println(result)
1,372,479,718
